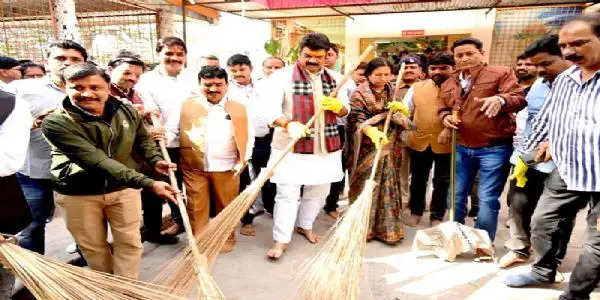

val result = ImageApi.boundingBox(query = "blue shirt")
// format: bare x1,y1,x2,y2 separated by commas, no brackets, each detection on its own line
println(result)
510,78,555,173
521,66,600,192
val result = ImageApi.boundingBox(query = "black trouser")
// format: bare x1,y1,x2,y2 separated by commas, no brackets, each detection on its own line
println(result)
408,147,450,221
141,147,183,234
241,131,276,225
324,125,346,213
505,167,548,256
468,172,480,217
529,170,600,300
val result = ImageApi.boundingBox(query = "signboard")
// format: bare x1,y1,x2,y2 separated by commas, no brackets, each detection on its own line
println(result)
402,30,425,37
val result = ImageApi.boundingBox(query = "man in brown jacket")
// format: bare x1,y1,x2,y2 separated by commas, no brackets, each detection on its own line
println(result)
401,54,455,227
439,37,525,241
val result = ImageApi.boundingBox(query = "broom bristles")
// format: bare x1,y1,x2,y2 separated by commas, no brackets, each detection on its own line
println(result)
0,242,189,300
296,179,376,300
152,170,267,293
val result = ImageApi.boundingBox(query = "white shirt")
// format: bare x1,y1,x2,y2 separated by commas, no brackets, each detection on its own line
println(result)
227,80,271,138
0,96,32,177
263,65,346,185
10,76,65,179
136,67,196,148
0,80,15,93
186,97,253,171
336,79,357,126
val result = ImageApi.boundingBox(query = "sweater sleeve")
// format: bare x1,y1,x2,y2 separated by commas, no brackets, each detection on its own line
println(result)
42,115,155,189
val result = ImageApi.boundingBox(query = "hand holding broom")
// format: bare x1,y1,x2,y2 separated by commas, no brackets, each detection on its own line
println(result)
150,115,225,299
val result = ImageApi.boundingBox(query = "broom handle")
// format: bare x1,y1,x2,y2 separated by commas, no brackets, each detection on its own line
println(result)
330,43,376,98
150,116,209,278
392,63,406,101
449,110,458,222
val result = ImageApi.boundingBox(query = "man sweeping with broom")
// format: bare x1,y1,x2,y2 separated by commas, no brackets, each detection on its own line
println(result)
262,32,349,259
41,63,178,279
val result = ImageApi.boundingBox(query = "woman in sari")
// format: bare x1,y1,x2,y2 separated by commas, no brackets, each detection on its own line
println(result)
347,57,406,245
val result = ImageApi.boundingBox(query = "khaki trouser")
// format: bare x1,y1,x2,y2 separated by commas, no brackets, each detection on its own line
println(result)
182,170,240,235
55,188,143,279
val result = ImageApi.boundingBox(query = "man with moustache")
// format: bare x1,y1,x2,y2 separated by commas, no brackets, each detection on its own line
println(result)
499,34,572,268
402,54,455,227
178,66,251,252
440,37,525,241
0,56,21,92
515,54,538,93
395,55,424,208
505,16,600,300
9,40,87,254
107,54,178,245
41,63,177,279
224,53,269,237
137,36,193,237
263,32,348,259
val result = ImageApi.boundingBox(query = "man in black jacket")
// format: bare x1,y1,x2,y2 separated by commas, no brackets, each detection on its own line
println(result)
41,63,177,279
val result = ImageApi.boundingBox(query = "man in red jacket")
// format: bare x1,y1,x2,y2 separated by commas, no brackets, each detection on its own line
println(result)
439,37,525,241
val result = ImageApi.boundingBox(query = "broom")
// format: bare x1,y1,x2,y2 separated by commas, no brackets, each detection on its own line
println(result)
0,234,188,300
152,44,378,294
150,116,225,299
297,62,406,300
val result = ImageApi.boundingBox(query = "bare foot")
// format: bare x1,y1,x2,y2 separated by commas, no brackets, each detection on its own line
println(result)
326,210,339,219
240,224,256,236
295,227,319,244
404,215,421,227
267,242,288,260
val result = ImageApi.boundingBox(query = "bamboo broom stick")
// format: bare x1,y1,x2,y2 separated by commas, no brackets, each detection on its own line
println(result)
0,234,188,300
150,116,224,300
153,44,378,294
297,58,405,300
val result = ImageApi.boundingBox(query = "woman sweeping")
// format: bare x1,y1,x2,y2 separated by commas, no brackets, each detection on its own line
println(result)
347,57,406,245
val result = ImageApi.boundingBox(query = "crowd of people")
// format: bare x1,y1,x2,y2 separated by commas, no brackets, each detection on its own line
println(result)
0,13,599,300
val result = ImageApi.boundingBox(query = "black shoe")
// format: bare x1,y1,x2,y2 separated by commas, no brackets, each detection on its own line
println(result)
145,233,179,245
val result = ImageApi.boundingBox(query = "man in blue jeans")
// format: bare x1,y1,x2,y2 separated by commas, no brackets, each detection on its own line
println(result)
10,40,87,254
439,37,525,241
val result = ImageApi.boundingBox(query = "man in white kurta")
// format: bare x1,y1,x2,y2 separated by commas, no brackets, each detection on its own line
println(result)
263,33,349,259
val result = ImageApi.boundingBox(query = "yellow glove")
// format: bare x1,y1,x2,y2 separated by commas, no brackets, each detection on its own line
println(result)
509,157,529,187
386,101,410,117
364,126,389,149
286,121,308,139
320,96,344,114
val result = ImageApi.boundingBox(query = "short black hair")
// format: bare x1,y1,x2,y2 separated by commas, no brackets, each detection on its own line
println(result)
298,32,330,52
61,62,110,83
262,56,285,66
451,37,483,52
227,54,252,67
0,56,20,70
524,35,561,57
107,55,145,68
198,66,228,83
19,62,46,76
566,13,600,37
202,55,219,61
516,53,527,61
46,40,88,61
156,36,187,53
364,57,392,77
428,54,455,66
18,59,34,65
328,43,339,55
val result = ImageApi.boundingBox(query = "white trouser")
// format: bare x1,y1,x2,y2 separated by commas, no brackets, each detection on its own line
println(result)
272,183,330,243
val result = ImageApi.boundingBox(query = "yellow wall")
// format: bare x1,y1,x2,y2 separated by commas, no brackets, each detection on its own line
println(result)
345,9,497,72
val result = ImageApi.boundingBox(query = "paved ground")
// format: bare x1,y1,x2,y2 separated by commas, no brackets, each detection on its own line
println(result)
37,196,599,300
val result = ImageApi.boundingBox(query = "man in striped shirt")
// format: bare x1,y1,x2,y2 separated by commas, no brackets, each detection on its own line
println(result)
505,14,600,300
